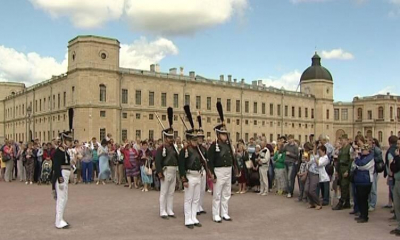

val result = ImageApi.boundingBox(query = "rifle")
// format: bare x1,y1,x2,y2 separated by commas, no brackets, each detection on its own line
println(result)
154,112,179,155
179,114,212,179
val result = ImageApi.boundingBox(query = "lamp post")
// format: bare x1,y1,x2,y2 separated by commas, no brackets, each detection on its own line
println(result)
27,105,32,142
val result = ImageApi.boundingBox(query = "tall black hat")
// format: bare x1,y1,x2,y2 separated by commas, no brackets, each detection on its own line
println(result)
196,112,205,138
184,105,197,140
214,102,228,134
162,107,174,138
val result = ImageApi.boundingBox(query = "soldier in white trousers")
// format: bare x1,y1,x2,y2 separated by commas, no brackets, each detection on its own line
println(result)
196,115,208,215
155,107,179,220
208,102,237,223
52,131,73,229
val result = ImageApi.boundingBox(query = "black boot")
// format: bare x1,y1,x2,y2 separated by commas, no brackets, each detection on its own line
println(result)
342,200,351,209
332,200,344,210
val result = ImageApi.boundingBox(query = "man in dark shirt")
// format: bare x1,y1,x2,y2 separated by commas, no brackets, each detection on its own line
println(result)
282,134,299,198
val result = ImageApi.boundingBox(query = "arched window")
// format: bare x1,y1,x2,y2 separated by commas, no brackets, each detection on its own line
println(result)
378,106,384,119
357,108,362,120
378,131,383,143
390,106,393,119
99,84,106,102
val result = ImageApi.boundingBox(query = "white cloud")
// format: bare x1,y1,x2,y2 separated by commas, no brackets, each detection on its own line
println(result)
29,0,248,35
389,0,400,17
124,0,248,35
374,86,398,95
29,0,125,28
120,37,178,69
260,70,302,91
0,45,67,85
0,37,178,85
321,49,354,60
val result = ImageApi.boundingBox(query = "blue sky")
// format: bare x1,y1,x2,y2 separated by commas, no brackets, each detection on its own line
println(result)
0,0,399,101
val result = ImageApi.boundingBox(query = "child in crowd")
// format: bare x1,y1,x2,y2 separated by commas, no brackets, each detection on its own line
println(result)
297,150,308,202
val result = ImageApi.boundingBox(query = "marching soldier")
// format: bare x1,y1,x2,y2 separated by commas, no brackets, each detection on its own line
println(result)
52,131,73,229
155,107,179,219
196,114,208,215
178,105,203,229
208,102,237,223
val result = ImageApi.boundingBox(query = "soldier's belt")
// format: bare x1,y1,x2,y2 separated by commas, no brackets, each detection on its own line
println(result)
187,170,202,175
61,165,71,171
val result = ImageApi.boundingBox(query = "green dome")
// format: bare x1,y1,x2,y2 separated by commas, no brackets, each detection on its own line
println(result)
300,53,333,82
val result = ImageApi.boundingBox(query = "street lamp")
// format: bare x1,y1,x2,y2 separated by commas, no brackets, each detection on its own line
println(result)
27,106,32,141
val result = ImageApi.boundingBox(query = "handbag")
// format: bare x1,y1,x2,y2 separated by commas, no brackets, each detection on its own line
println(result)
245,159,254,169
144,160,152,176
2,152,11,162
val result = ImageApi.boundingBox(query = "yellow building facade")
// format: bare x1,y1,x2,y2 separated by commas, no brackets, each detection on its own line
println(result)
0,35,399,147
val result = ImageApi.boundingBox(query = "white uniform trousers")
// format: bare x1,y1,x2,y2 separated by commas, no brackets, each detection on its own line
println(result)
198,167,207,213
159,167,177,216
259,165,269,194
184,171,201,226
212,167,232,220
55,169,71,228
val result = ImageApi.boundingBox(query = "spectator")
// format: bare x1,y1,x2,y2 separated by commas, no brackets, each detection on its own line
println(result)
305,142,321,210
97,139,110,185
249,145,261,192
92,144,99,182
139,141,153,192
389,139,400,235
316,145,331,207
367,137,383,212
114,144,124,185
258,141,271,196
273,142,287,195
25,142,35,185
122,142,139,189
282,135,299,198
235,142,249,194
16,144,26,182
81,143,93,184
353,144,375,223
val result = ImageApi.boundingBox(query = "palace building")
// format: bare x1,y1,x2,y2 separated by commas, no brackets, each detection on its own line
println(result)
0,35,399,147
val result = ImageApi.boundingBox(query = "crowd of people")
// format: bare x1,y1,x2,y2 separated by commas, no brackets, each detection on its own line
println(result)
1,132,400,234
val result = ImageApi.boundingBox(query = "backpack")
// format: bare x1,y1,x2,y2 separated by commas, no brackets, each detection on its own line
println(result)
374,147,385,173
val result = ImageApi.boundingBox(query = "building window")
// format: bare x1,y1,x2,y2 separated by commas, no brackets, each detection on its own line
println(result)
305,107,308,118
236,119,240,125
149,114,154,120
357,108,362,120
134,90,141,105
99,84,106,102
196,96,201,109
245,133,249,142
122,112,128,119
269,103,274,116
378,106,384,119
245,120,249,125
236,132,240,142
326,110,330,119
207,117,211,123
100,128,106,140
368,110,372,120
311,109,314,119
334,109,339,120
285,105,288,117
149,130,154,140
100,111,106,117
136,130,141,140
270,134,273,142
173,94,179,108
397,108,400,119
53,95,56,109
277,104,281,116
207,132,211,138
254,120,257,126
122,130,128,141
207,97,211,110
185,94,190,106
122,89,128,104
39,99,41,111
174,131,178,139
298,107,302,118
341,109,348,120
262,103,266,114
227,118,231,124
390,106,394,119
63,92,66,107
161,93,167,107
227,99,231,112
253,102,258,114
245,101,249,113
292,106,295,117
378,131,383,143
149,91,154,106
58,93,60,109
162,115,166,121
236,100,240,113
136,113,141,119
217,98,221,103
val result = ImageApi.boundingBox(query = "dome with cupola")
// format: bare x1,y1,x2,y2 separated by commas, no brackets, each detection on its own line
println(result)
300,52,333,82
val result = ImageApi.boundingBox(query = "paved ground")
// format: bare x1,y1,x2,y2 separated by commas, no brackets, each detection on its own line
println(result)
0,176,398,240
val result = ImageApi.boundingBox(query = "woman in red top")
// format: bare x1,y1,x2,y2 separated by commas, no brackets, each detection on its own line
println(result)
122,143,139,189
